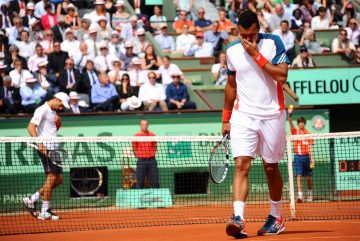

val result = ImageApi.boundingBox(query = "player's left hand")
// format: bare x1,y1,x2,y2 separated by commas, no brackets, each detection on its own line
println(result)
240,36,259,57
54,114,62,130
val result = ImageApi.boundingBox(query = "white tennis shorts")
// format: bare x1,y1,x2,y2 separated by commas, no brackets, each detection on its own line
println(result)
230,111,286,163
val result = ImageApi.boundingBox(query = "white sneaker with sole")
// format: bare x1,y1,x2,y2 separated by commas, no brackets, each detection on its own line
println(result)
38,209,60,220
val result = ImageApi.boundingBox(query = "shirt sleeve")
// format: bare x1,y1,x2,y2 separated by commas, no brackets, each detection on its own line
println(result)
271,35,290,65
226,51,236,75
30,106,45,126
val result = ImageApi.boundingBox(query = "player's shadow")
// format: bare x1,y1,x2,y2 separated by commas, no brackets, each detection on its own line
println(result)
281,230,333,235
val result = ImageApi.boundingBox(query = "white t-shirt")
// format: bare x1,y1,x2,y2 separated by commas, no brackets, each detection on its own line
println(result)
158,63,181,86
30,102,58,150
226,33,290,120
138,82,166,103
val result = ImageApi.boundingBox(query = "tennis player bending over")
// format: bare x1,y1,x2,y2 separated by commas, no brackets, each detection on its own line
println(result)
222,10,290,238
23,92,70,220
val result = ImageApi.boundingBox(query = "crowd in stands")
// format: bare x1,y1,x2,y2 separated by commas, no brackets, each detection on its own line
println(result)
0,0,359,114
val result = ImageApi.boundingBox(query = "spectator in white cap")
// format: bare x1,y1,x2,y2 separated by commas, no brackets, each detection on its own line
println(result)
108,57,125,84
120,41,137,71
149,5,167,33
9,58,32,88
138,71,168,112
35,59,59,94
40,29,55,55
94,41,116,72
128,57,149,87
51,15,66,42
112,0,130,32
133,28,150,57
22,2,36,28
40,3,57,30
20,72,49,113
109,30,123,57
35,0,55,19
0,75,18,114
58,57,82,93
88,0,111,27
28,44,48,73
121,14,142,43
158,56,182,91
15,29,36,60
97,16,112,42
85,24,101,58
29,18,44,42
64,3,80,30
73,42,94,72
75,17,91,41
68,91,81,114
154,23,175,54
61,28,80,58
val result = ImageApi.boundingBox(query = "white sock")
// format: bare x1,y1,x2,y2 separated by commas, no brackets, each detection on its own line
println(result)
298,192,303,198
41,201,50,212
308,189,313,195
30,191,41,203
233,201,245,220
270,199,281,218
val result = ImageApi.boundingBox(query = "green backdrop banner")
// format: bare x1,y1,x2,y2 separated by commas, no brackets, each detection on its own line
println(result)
287,67,360,105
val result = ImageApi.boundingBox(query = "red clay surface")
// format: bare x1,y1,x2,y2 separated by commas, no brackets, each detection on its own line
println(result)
2,220,360,241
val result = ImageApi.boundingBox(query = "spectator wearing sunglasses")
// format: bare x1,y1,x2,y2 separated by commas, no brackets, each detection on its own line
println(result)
291,45,316,68
345,18,360,47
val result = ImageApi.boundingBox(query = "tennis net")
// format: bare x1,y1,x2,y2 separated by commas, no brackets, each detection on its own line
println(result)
0,132,359,235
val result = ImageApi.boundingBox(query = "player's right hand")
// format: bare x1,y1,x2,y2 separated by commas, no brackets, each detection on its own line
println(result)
222,122,230,137
38,143,48,156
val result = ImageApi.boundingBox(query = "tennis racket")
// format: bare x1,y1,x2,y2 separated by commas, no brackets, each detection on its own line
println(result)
209,134,230,184
27,142,73,168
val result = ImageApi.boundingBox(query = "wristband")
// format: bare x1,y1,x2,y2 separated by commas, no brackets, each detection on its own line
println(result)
253,52,268,68
222,109,232,123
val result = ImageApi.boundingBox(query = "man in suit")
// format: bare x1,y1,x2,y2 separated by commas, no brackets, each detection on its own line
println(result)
48,40,68,78
51,15,68,42
0,76,18,114
78,60,99,96
58,58,82,94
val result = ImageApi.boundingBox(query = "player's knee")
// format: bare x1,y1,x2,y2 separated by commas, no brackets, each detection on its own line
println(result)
234,159,251,175
264,164,279,176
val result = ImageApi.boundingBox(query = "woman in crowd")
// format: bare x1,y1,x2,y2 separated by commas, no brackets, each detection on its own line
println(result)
141,45,162,71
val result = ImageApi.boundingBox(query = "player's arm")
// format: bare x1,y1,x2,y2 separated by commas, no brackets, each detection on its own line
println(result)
287,105,295,130
222,73,236,136
27,122,47,155
262,62,288,85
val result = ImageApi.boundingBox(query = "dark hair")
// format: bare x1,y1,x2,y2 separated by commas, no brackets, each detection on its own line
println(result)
281,20,289,25
317,6,326,13
162,55,171,61
297,117,306,124
238,10,260,29
121,73,130,82
293,8,302,17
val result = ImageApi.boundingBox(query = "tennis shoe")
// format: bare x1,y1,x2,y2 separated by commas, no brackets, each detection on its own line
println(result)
22,196,37,217
296,197,303,203
38,209,60,221
257,215,285,236
226,215,248,239
306,195,313,202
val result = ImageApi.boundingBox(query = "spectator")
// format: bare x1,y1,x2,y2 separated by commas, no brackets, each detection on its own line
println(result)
350,46,360,64
211,52,228,86
218,7,233,33
291,9,304,30
15,30,36,60
332,28,356,59
41,3,57,30
105,0,116,16
0,3,13,29
58,58,81,93
86,0,111,26
291,45,316,68
108,58,125,84
94,42,116,72
300,29,322,53
194,7,212,32
97,16,112,42
175,0,193,20
273,20,295,62
0,76,18,114
64,3,80,30
35,60,58,94
9,58,31,88
282,0,298,18
75,18,91,42
115,73,139,111
51,15,67,42
56,0,71,15
133,28,150,57
22,2,36,28
48,41,69,77
35,0,55,19
299,0,316,23
112,0,130,32
154,24,175,54
29,18,44,42
61,28,80,58
268,3,291,31
311,7,329,30
141,45,162,71
184,31,214,57
128,57,148,87
166,71,196,110
132,119,160,189
120,41,137,71
5,46,27,72
341,3,360,28
149,5,167,33
227,25,239,43
19,72,49,113
346,18,360,47
40,29,55,55
176,24,196,54
204,21,229,54
295,20,311,44
139,71,167,112
159,56,182,91
121,15,141,43
109,30,123,57
85,25,101,58
8,16,25,46
174,10,195,34
91,72,118,112
288,106,314,203
257,9,271,33
78,59,99,95
28,44,47,73
68,91,87,114
73,42,93,72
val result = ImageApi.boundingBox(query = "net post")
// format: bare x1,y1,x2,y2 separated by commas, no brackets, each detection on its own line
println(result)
286,135,296,220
